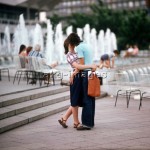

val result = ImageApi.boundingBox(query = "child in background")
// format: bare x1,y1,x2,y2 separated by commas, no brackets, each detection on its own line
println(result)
99,50,119,69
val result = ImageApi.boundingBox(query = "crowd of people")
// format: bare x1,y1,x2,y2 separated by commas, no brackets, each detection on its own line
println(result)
18,44,58,67
18,44,58,84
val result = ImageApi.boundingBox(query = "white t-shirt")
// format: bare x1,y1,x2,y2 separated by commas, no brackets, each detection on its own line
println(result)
127,47,133,52
108,53,115,59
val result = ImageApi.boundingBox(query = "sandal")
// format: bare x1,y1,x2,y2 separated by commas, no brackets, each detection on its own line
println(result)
73,122,80,128
58,118,68,128
76,125,91,130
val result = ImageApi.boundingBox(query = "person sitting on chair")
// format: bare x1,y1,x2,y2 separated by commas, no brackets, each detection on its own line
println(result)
28,44,58,68
28,44,58,84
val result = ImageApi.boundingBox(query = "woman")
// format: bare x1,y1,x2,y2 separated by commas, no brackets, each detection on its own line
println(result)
67,33,96,130
58,37,96,128
18,44,26,56
26,46,33,56
18,44,26,68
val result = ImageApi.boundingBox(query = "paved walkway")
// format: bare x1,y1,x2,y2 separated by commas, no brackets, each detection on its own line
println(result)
0,96,150,150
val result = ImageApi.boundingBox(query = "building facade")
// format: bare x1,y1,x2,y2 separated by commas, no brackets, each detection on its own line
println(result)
49,0,147,17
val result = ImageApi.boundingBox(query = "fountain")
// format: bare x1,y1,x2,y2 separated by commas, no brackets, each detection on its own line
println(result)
111,32,117,51
0,14,118,65
77,28,83,40
104,28,111,54
45,20,54,64
83,24,91,46
13,14,29,55
66,26,73,36
33,24,44,52
3,26,11,55
98,30,105,56
54,23,66,64
90,28,98,60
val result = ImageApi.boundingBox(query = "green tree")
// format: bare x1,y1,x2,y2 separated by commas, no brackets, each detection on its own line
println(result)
119,9,150,49
67,0,150,50
48,14,62,29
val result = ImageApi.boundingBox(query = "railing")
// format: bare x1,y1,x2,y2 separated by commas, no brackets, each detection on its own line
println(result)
0,18,39,25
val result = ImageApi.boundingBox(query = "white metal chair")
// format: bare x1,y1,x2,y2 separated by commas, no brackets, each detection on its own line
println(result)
138,73,150,110
115,71,142,109
13,56,28,84
0,56,10,81
37,57,59,86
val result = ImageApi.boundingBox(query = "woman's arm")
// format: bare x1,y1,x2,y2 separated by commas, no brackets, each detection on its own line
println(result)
69,68,79,84
72,61,96,70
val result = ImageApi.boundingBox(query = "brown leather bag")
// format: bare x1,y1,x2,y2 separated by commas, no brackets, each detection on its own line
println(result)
88,73,100,97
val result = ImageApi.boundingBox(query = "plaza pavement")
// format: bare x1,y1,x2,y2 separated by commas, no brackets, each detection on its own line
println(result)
0,71,150,150
0,95,150,150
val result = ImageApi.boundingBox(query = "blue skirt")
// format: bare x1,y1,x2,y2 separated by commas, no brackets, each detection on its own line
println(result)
70,72,83,107
101,54,109,61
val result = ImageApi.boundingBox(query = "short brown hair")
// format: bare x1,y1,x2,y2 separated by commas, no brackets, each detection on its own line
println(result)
26,46,32,55
67,33,81,46
113,50,119,55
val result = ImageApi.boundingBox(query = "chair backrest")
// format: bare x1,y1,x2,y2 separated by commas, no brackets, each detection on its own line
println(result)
13,56,26,69
19,56,26,68
37,57,50,70
32,57,40,71
27,56,34,70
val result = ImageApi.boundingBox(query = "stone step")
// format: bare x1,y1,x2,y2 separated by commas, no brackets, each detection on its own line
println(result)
0,92,107,133
0,100,70,134
0,86,69,107
0,91,70,120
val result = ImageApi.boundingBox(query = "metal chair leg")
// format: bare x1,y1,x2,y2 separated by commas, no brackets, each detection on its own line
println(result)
18,71,23,84
52,72,55,85
115,90,121,106
127,91,132,108
7,68,10,81
13,71,19,84
139,92,144,110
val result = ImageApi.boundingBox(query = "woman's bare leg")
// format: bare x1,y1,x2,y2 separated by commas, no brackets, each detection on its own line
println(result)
59,106,80,127
99,60,104,69
62,106,72,121
104,60,111,68
72,106,80,125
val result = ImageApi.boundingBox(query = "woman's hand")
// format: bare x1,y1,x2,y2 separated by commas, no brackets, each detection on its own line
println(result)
91,64,97,72
69,77,74,85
